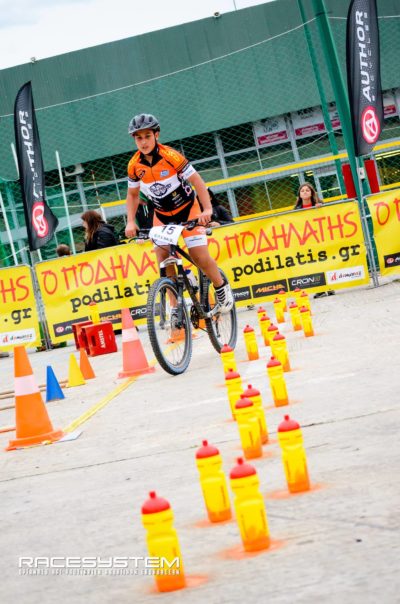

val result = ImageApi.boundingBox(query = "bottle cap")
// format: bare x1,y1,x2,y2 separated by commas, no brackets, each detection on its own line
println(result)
273,332,285,342
230,457,257,479
299,306,309,313
278,290,286,295
293,288,301,293
267,323,278,332
240,384,260,398
260,314,270,321
221,344,233,353
289,302,298,309
196,440,219,459
267,356,282,368
257,307,266,314
89,301,97,306
235,397,253,409
141,491,170,514
278,415,300,432
243,325,254,333
273,298,281,304
225,369,241,381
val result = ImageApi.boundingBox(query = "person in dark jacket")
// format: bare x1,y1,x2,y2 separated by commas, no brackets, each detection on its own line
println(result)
208,189,233,226
81,210,118,251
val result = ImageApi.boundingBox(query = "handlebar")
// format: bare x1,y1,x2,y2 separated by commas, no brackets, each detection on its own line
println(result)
124,219,212,243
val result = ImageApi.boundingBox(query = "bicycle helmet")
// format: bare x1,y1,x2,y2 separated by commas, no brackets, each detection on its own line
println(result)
128,113,160,135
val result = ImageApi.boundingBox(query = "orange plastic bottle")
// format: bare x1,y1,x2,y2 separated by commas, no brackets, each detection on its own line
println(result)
221,344,237,373
229,458,270,552
300,306,314,337
240,385,269,444
195,440,232,522
243,325,259,361
271,332,291,372
278,289,287,311
293,287,302,303
277,415,310,493
288,301,302,331
225,369,243,419
141,491,185,592
257,307,267,333
234,398,262,459
273,297,285,324
266,356,289,407
260,313,271,346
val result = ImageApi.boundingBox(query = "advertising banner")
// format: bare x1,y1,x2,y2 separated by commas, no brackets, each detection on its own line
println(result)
36,201,369,343
14,82,59,250
0,265,41,350
253,116,289,147
346,0,384,156
365,188,400,275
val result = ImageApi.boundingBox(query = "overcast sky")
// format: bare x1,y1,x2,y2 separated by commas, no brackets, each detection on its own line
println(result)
0,0,273,70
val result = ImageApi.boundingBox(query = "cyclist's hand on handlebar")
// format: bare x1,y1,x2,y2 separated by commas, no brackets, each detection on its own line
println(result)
197,208,213,227
125,221,138,238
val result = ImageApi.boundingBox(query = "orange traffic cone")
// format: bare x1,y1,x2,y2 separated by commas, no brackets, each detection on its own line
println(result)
6,346,64,451
79,348,95,379
118,308,155,378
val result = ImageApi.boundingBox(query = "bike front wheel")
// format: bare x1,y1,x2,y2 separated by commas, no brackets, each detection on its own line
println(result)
201,270,238,353
146,277,192,375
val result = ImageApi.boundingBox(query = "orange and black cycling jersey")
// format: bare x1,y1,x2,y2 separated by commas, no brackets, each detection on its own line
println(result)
127,143,197,221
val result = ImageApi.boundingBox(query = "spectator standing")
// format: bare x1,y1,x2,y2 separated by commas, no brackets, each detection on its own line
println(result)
81,210,118,251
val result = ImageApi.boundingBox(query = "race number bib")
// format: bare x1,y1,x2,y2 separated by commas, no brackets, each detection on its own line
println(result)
149,224,184,245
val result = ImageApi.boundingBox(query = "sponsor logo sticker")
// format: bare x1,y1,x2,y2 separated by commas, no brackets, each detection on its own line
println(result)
32,201,49,238
0,328,36,345
288,273,326,290
326,266,365,284
252,280,288,298
361,106,381,144
160,170,170,177
232,286,251,301
383,253,400,268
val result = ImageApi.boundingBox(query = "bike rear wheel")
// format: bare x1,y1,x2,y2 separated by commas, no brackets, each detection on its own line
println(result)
201,270,238,353
146,277,192,375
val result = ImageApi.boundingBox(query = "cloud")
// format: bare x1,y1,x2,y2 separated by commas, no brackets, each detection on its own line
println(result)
0,0,94,29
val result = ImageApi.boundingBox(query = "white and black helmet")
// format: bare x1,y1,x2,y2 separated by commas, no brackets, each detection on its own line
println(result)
128,113,160,135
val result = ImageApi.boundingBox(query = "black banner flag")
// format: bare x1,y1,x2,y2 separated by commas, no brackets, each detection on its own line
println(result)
14,81,58,250
346,0,383,157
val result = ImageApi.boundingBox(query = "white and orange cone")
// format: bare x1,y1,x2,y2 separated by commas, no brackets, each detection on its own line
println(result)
6,346,64,451
118,308,155,378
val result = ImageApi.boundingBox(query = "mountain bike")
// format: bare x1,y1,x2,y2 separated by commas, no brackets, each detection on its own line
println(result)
133,221,237,375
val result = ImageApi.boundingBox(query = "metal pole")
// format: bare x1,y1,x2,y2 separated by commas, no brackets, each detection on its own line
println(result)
311,0,379,286
297,0,345,193
214,133,239,217
55,150,76,254
29,254,52,350
0,191,18,265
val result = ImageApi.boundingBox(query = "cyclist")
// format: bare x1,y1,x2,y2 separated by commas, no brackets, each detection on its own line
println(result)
125,113,234,313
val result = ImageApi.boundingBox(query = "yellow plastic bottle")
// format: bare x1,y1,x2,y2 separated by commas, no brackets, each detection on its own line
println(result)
243,325,259,361
141,491,186,592
288,301,302,331
195,440,232,523
266,356,289,407
267,323,279,347
293,287,302,303
240,384,269,444
257,306,267,333
225,368,243,419
273,297,285,324
234,398,262,459
271,332,291,372
277,415,310,493
300,291,311,314
278,289,287,311
299,306,314,337
220,344,237,373
260,313,271,346
89,301,100,324
229,457,270,552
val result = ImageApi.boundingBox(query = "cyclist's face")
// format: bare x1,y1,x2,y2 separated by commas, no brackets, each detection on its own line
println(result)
133,129,158,155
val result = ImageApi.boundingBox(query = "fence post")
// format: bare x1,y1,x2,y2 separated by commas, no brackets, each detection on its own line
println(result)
0,190,18,265
311,0,379,287
55,150,76,254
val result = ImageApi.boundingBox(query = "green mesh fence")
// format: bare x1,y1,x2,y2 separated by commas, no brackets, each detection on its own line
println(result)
0,11,399,266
